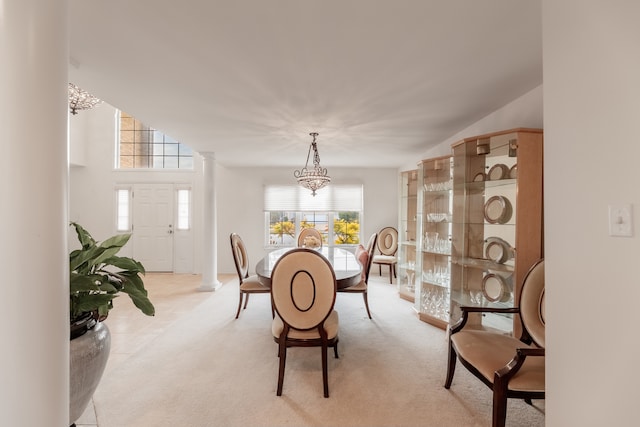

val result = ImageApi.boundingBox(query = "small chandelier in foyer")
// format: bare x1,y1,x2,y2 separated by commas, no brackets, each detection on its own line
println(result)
294,132,331,196
68,83,102,115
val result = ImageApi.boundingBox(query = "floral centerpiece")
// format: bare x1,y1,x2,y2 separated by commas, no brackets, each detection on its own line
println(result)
303,235,322,249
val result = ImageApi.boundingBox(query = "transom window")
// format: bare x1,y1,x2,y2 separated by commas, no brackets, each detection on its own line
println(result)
117,111,194,169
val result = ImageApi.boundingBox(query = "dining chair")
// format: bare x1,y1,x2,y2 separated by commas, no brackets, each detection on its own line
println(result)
337,233,378,318
270,248,339,398
444,259,545,427
229,233,272,319
371,226,398,283
297,227,323,248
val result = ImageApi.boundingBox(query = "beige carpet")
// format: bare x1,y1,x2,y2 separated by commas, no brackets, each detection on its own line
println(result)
91,273,545,427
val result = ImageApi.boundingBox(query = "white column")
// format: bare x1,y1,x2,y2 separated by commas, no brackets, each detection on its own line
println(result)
198,152,222,291
0,1,69,425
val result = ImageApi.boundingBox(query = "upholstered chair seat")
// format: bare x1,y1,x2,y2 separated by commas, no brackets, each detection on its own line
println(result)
338,233,377,318
272,310,339,341
445,259,545,427
372,254,396,264
239,275,269,292
230,233,272,319
270,248,339,398
342,280,366,292
371,227,398,284
450,331,545,393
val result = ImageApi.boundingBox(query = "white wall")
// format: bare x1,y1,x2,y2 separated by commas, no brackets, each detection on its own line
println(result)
543,1,640,425
68,104,203,269
216,165,399,274
398,84,543,169
69,85,543,279
69,104,399,276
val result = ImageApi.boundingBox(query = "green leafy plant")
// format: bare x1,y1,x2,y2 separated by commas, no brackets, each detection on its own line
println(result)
69,222,155,321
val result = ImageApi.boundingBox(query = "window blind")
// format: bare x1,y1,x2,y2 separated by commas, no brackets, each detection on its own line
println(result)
264,184,363,211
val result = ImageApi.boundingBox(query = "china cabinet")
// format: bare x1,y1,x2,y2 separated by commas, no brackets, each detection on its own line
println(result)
415,155,453,329
450,128,543,335
397,169,418,302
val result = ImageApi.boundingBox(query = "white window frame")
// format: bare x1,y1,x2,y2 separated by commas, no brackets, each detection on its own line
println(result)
175,186,192,231
264,184,363,248
115,186,132,232
115,110,195,170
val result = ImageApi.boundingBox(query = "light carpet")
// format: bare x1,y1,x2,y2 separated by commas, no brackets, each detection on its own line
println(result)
92,274,544,427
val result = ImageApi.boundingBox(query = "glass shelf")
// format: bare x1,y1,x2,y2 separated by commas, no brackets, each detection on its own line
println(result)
450,128,543,336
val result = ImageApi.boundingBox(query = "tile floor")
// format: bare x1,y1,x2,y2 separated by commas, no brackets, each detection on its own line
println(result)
72,273,233,427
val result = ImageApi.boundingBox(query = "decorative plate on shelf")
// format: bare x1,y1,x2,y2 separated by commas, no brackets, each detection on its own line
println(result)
483,195,513,224
482,273,510,302
509,164,518,179
472,172,486,182
484,237,514,264
487,163,509,180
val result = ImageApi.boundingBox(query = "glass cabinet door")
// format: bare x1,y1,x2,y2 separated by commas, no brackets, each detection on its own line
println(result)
415,156,453,329
398,169,418,302
450,128,543,334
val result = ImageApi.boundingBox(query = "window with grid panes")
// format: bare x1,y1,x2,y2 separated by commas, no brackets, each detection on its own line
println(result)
118,111,194,169
264,185,363,248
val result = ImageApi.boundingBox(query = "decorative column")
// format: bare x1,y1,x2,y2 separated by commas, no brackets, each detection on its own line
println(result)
198,152,223,291
0,0,69,425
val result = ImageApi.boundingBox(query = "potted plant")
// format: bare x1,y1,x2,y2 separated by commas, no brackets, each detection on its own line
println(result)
69,222,155,426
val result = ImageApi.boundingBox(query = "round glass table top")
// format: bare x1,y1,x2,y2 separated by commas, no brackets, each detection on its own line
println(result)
255,246,362,289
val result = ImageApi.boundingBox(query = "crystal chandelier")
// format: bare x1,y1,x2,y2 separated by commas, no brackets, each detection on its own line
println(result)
294,132,331,196
68,83,102,115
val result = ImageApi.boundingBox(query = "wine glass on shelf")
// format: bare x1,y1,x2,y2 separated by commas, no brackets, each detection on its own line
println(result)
469,289,483,306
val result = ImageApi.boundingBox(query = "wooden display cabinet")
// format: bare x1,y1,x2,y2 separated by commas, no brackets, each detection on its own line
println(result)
397,169,418,302
450,128,543,335
415,155,453,330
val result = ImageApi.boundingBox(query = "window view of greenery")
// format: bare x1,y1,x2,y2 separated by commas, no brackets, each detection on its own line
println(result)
118,111,194,169
267,211,360,247
268,211,297,246
334,212,360,244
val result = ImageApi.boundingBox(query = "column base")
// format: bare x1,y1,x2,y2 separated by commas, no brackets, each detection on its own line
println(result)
197,280,223,292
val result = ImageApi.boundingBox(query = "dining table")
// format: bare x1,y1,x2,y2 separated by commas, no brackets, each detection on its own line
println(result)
255,246,362,289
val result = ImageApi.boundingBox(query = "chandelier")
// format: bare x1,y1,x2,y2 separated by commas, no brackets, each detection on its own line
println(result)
294,132,331,196
68,83,102,115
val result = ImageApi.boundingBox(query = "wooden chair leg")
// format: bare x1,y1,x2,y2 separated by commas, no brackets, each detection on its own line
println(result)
243,293,250,309
444,342,457,389
388,265,393,283
322,343,329,398
276,343,287,396
235,292,244,319
378,264,382,275
333,341,339,359
492,377,509,427
362,292,372,319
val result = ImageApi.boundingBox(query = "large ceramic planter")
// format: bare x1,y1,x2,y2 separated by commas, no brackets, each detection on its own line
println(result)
69,318,111,426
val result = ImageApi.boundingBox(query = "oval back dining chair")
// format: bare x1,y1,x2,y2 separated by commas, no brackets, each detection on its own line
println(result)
444,258,545,427
372,226,398,283
230,233,272,319
337,232,378,318
270,248,339,398
297,227,323,248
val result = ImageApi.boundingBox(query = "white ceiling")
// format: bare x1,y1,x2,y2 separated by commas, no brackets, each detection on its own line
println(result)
68,0,542,168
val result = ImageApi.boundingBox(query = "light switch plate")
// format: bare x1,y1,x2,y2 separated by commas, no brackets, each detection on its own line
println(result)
608,204,633,237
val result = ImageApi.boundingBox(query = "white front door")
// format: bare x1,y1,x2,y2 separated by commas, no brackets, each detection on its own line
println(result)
132,184,174,272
